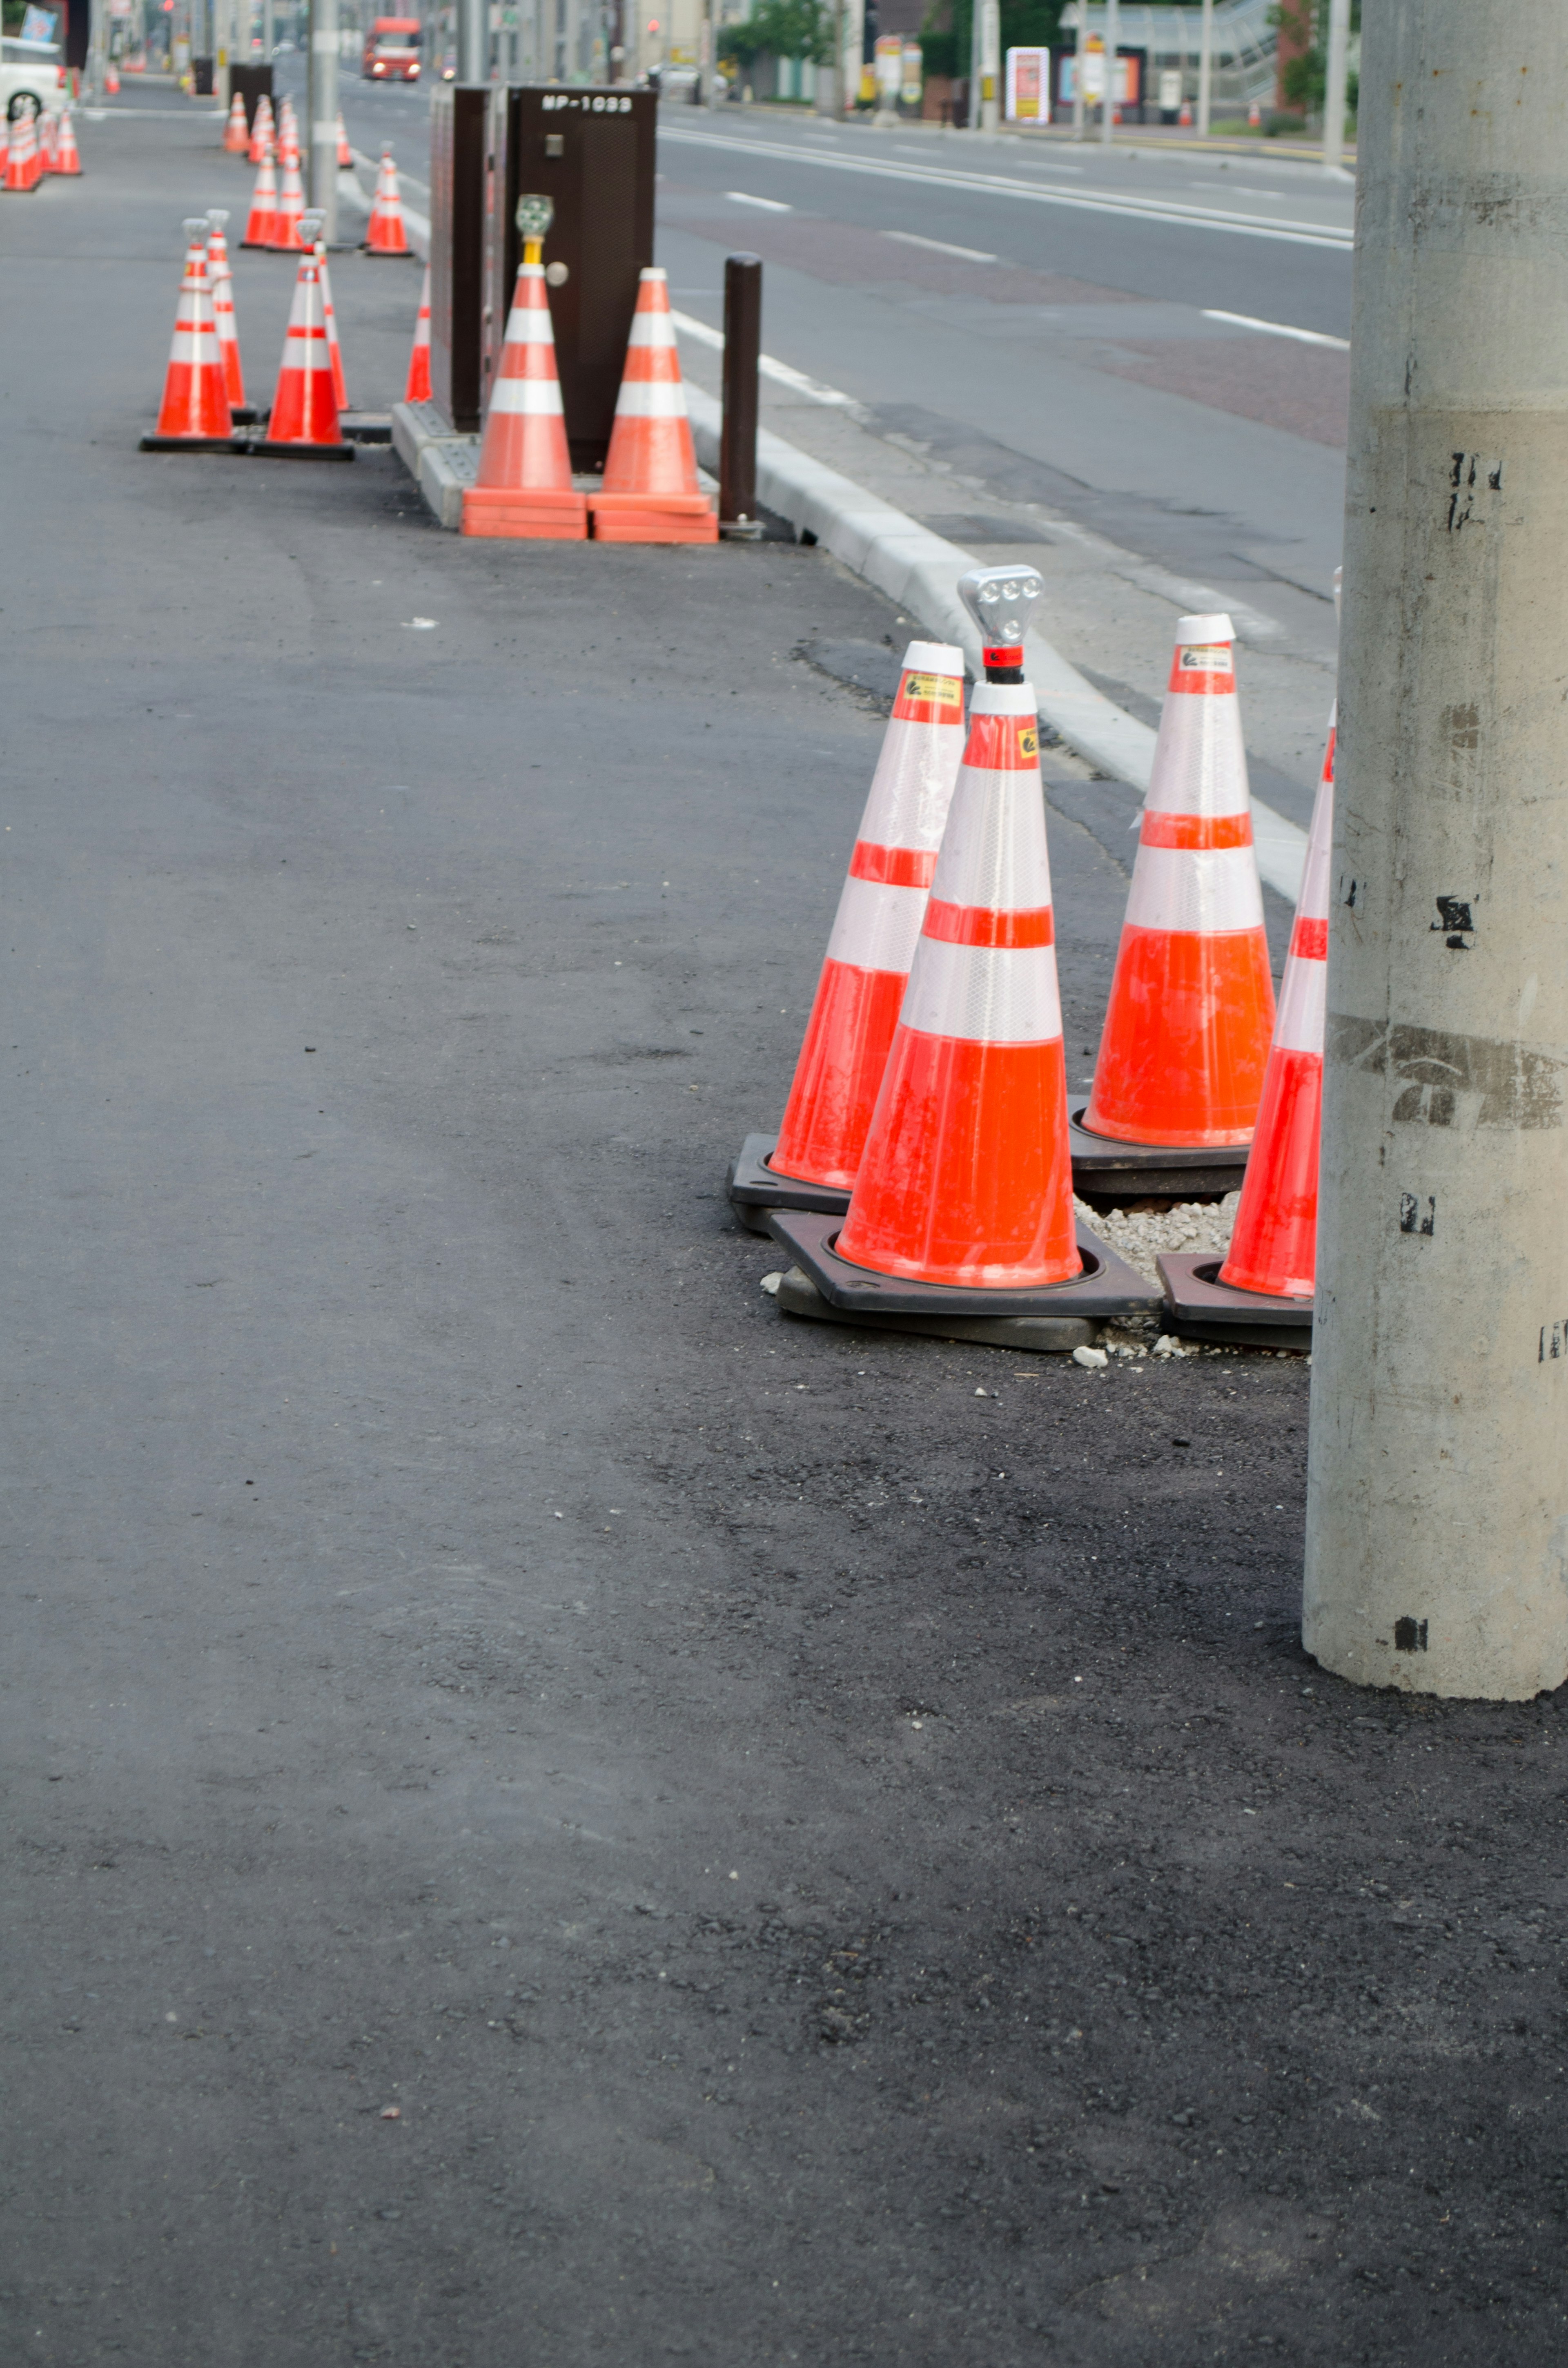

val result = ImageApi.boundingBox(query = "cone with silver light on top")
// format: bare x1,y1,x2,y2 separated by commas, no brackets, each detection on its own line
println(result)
241,142,278,246
728,634,971,1233
363,146,412,256
4,105,40,193
769,568,1158,1352
313,225,351,412
1157,712,1334,1349
139,219,235,451
248,91,274,165
1071,612,1275,1205
206,210,254,419
404,264,432,404
462,196,586,539
588,268,717,543
247,241,354,460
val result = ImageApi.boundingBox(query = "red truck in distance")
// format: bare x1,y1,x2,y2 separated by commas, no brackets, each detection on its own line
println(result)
362,18,421,78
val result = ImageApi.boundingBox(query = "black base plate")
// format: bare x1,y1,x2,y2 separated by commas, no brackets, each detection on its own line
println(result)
1156,1251,1312,1350
341,413,392,444
237,438,356,462
1067,1108,1250,1205
772,1264,1101,1353
727,1133,849,1233
768,1207,1160,1322
138,433,241,454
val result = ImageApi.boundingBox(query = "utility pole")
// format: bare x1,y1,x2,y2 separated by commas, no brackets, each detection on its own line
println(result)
263,0,275,65
307,0,339,241
978,0,998,131
1100,0,1116,145
1196,0,1212,138
1070,0,1084,139
1321,0,1351,175
1304,0,1568,1701
456,0,486,78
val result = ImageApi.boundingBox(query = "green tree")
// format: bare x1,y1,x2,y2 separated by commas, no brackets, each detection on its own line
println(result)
1269,0,1360,120
719,0,833,67
920,0,1064,86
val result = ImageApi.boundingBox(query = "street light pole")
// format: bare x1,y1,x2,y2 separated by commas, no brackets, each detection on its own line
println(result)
1321,0,1351,176
1196,0,1212,139
1070,1,1084,140
1100,0,1116,145
307,0,338,243
1304,0,1568,1700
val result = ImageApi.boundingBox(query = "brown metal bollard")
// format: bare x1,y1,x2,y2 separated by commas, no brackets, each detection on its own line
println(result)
719,253,763,539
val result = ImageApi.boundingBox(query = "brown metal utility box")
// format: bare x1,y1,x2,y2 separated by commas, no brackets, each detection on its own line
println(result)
227,63,274,131
429,84,490,434
483,87,657,473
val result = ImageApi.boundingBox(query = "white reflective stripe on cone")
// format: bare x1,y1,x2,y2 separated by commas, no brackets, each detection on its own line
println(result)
489,377,566,415
1273,957,1327,1057
612,381,689,419
503,311,556,347
627,312,679,349
1144,704,1251,818
169,333,220,360
929,772,1054,913
824,874,927,974
900,939,1062,1047
1123,844,1265,934
857,714,966,852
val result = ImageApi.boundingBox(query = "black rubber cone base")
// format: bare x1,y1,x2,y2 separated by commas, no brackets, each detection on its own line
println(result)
340,413,392,443
1069,1106,1249,1208
772,1265,1100,1353
138,432,247,454
727,1132,850,1235
766,1208,1160,1347
239,437,356,462
1156,1251,1313,1350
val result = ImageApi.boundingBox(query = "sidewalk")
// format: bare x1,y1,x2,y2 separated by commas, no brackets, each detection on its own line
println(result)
3,103,1564,2368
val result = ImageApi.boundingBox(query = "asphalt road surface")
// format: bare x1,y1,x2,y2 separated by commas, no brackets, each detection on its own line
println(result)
5,92,1568,2368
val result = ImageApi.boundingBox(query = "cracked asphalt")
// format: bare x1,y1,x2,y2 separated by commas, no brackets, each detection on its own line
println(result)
4,100,1567,2368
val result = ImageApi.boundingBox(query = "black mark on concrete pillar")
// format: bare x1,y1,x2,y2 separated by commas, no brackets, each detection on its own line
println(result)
1540,1321,1568,1364
1448,453,1503,532
1431,896,1475,950
1394,1617,1429,1652
1443,703,1481,752
1399,1193,1436,1236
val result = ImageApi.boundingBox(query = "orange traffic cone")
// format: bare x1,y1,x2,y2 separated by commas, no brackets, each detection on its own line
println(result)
272,138,306,249
363,147,411,255
1156,718,1332,1348
0,116,9,183
241,144,278,247
105,59,120,94
316,243,350,412
731,643,967,1227
54,106,80,175
249,92,274,164
251,249,354,460
405,265,432,403
336,109,352,168
140,219,234,450
4,107,40,193
766,572,1160,1343
206,210,246,413
1178,98,1193,127
463,203,585,538
278,96,298,148
1082,614,1274,1150
588,268,717,543
38,107,58,172
1248,100,1262,128
223,91,248,152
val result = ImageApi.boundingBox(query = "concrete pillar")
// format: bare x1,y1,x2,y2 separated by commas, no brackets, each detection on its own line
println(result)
457,0,487,81
1304,0,1568,1700
307,0,338,243
1196,0,1212,139
1321,0,1351,176
1100,0,1116,144
978,0,998,132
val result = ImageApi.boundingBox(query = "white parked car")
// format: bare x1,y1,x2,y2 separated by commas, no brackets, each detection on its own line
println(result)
1,33,68,121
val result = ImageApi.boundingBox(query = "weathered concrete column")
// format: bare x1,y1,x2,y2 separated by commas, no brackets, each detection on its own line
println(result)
1304,1,1568,1699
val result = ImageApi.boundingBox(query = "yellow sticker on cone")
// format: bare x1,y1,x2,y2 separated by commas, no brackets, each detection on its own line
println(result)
1018,724,1039,759
901,671,964,711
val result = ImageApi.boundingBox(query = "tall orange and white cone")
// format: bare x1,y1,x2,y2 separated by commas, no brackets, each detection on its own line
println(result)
54,106,80,176
241,143,278,246
0,115,9,184
769,644,967,1191
1216,715,1334,1300
1083,614,1275,1147
272,136,306,250
142,220,232,446
263,250,344,448
463,197,586,539
833,671,1077,1290
105,58,119,93
335,109,352,168
248,91,274,164
4,107,40,193
588,268,717,543
206,209,246,411
363,147,411,255
223,91,248,153
404,265,432,403
38,107,58,172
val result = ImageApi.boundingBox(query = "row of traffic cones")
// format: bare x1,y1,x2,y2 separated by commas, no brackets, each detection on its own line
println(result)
238,109,410,260
2,106,82,191
733,584,1332,1350
141,216,354,459
457,196,715,544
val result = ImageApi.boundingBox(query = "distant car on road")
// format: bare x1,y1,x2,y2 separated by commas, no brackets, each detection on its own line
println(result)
363,17,422,80
1,31,67,119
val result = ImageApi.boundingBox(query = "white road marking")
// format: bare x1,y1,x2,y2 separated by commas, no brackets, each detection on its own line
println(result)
1203,308,1350,351
885,230,998,262
725,188,792,212
662,125,1354,250
669,310,862,410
